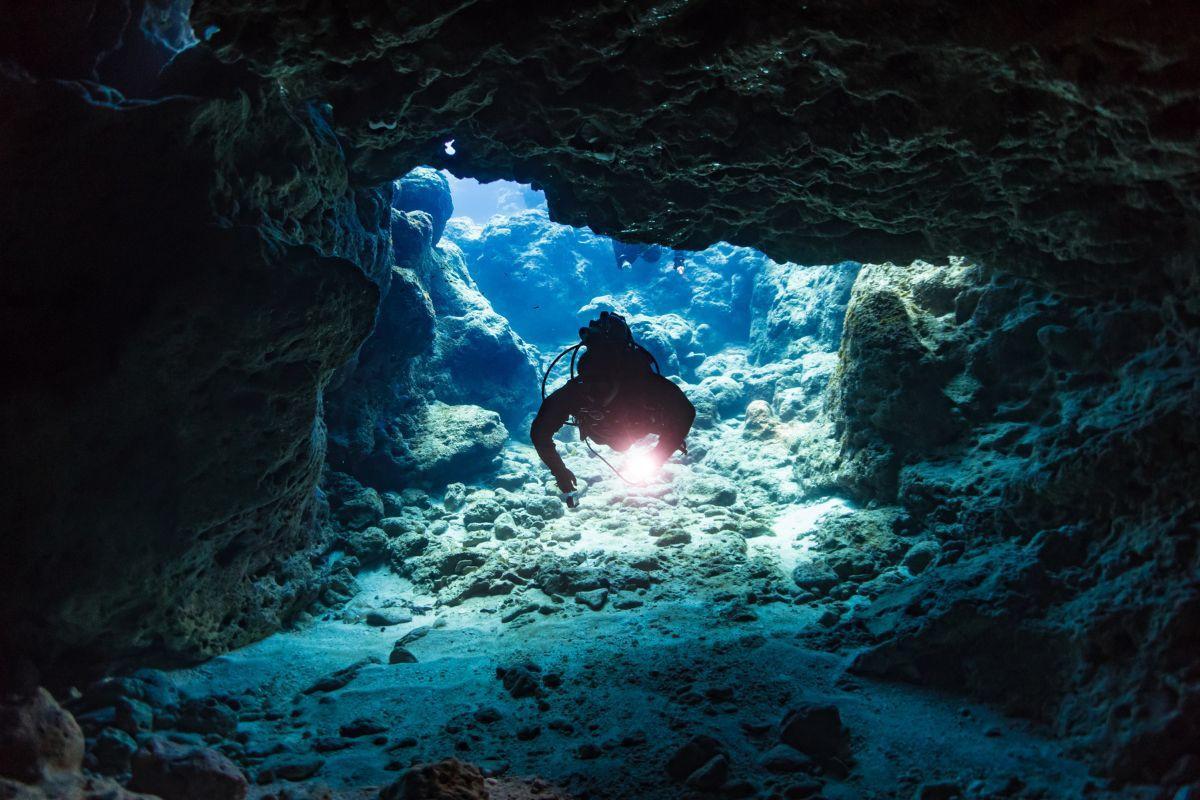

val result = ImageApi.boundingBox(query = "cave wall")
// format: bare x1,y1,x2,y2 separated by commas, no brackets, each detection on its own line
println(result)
819,259,1200,781
0,20,391,674
192,0,1199,293
324,169,537,494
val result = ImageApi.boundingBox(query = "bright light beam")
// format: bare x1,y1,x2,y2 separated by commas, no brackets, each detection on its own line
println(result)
623,449,660,485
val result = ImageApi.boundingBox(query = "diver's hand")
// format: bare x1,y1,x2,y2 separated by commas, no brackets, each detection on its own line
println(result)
555,469,577,494
554,470,578,507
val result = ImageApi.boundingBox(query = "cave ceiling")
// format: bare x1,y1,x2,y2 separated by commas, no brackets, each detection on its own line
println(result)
193,0,1200,293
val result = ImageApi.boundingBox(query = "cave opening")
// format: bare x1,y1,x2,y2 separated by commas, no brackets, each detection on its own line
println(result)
141,168,1096,799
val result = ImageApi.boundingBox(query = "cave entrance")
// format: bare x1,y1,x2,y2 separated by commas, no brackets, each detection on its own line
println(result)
375,166,866,566
147,169,1104,800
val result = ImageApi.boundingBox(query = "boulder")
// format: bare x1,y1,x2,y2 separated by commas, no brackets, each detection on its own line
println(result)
830,260,978,500
394,168,453,245
628,313,705,380
366,403,508,488
0,688,84,783
902,541,940,575
666,735,726,784
129,737,248,800
411,239,541,428
699,375,746,418
791,561,839,594
779,703,852,761
325,473,386,531
380,759,486,800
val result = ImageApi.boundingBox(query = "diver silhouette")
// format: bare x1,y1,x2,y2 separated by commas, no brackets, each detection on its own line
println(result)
531,312,696,507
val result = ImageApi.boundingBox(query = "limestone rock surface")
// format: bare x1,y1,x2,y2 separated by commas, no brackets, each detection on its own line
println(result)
195,0,1200,291
0,49,390,673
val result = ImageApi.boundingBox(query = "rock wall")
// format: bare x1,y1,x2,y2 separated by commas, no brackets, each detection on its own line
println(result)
325,170,538,493
814,259,1200,782
193,0,1199,292
0,32,391,673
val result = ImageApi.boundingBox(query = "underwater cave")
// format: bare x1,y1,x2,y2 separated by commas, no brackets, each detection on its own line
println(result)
1,3,1198,800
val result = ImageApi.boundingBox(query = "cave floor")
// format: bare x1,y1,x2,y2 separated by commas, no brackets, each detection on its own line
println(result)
165,406,1125,800
170,572,1105,800
153,409,1141,799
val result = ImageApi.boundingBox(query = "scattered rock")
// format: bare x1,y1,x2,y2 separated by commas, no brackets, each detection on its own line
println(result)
462,499,505,526
779,703,851,762
686,753,729,791
493,512,519,540
444,483,468,512
497,665,541,699
791,561,839,594
92,727,138,774
759,745,813,774
302,658,379,694
783,779,824,799
129,736,248,800
913,782,963,800
817,608,840,627
113,697,154,737
256,756,325,783
339,719,388,738
311,737,352,753
500,604,540,623
656,531,692,547
397,626,433,647
902,541,940,575
0,687,84,783
366,609,413,627
666,735,725,783
380,758,486,800
683,476,738,507
473,707,502,725
389,646,418,665
742,399,778,439
334,484,386,531
575,589,609,611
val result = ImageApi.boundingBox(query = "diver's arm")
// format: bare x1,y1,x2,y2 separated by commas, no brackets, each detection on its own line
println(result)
650,376,697,464
530,383,579,493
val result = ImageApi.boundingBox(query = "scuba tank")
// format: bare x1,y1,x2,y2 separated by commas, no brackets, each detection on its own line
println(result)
540,311,660,403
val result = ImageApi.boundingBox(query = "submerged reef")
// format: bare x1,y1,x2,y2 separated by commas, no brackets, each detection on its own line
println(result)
0,3,1197,799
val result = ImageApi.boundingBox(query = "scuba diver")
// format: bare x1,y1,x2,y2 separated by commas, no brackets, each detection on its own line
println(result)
531,312,696,507
612,240,665,270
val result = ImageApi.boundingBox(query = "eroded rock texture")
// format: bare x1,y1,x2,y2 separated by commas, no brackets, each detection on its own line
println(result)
324,169,535,494
821,259,1200,782
194,0,1199,290
0,37,390,671
2,4,1197,789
